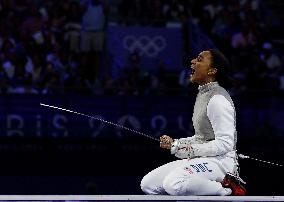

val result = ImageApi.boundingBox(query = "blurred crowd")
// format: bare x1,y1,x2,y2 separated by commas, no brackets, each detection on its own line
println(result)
0,0,283,95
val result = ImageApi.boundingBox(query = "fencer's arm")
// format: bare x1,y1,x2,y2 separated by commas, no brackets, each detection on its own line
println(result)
171,95,235,159
178,136,197,144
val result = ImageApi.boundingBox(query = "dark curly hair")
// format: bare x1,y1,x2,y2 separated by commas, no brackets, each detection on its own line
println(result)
208,49,232,89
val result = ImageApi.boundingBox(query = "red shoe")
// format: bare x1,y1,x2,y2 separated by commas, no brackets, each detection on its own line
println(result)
221,172,247,196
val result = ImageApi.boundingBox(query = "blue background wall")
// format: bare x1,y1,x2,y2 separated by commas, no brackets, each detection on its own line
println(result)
0,94,283,195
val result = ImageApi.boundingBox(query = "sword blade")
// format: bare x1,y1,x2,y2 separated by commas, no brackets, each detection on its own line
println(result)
40,103,160,142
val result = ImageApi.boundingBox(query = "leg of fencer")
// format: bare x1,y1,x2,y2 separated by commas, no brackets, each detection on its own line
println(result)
141,159,188,194
163,173,231,195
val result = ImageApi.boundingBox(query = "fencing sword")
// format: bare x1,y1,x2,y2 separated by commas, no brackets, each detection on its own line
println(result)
238,154,283,167
40,103,283,167
40,103,160,142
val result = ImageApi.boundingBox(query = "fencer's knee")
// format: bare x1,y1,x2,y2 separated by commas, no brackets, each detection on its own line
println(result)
140,175,153,194
163,175,183,195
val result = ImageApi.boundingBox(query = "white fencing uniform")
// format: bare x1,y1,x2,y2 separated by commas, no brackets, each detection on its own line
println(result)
141,82,238,195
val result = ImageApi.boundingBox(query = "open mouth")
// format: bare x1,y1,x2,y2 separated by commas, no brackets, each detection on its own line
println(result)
191,66,195,76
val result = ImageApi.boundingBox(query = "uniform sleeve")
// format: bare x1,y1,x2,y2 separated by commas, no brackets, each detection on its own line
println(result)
178,136,197,144
190,94,235,157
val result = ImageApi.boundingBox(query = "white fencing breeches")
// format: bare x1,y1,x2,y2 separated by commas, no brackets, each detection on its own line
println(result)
141,157,235,195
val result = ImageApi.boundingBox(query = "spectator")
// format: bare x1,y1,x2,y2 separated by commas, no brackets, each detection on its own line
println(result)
0,0,283,96
260,42,281,71
80,0,109,82
231,24,256,49
7,73,38,94
21,5,45,45
63,1,82,52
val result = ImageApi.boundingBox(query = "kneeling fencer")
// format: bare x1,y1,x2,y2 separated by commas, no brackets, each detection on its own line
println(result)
141,49,246,196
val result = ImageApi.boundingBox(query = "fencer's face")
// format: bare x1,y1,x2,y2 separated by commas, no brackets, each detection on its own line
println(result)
190,51,216,85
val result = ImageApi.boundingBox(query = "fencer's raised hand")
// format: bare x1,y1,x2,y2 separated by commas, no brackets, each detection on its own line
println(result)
160,135,173,149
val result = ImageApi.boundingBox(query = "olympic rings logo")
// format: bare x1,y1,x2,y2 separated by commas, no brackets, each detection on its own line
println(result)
123,35,167,57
